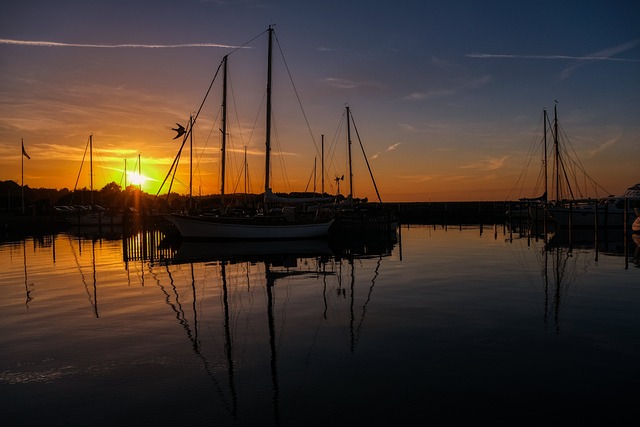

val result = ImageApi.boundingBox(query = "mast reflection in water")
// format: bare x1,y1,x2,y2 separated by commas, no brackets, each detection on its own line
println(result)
1,224,638,426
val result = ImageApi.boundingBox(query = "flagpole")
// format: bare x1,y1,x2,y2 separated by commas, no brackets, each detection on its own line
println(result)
21,138,25,214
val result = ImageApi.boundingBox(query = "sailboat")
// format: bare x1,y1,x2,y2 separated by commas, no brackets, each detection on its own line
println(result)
62,134,123,226
539,105,639,229
329,105,397,233
165,27,334,240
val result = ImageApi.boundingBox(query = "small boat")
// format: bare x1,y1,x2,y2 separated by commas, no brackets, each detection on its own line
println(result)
165,27,334,240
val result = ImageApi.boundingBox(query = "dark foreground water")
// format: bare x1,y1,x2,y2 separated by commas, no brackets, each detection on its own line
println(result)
1,225,639,426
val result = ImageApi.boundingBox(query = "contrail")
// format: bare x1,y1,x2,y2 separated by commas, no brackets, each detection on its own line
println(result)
467,39,640,63
0,39,245,49
466,53,639,62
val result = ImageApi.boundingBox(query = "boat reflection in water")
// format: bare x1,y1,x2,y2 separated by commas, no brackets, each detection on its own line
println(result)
516,226,640,335
120,229,397,425
545,227,640,268
4,223,640,425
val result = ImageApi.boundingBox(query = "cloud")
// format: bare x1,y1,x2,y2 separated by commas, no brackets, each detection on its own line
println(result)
460,155,510,171
0,39,244,49
466,53,638,61
324,77,359,89
399,174,433,183
467,39,640,79
586,137,618,158
322,77,383,91
317,46,346,52
368,142,401,160
561,39,640,79
404,75,492,101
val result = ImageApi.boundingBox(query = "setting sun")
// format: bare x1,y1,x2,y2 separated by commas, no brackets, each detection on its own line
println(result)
127,171,148,187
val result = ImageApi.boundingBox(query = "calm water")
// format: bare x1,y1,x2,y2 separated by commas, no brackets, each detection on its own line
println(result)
1,225,639,426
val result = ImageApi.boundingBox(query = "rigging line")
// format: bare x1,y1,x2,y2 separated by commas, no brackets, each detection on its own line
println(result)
273,30,320,158
349,109,382,203
156,59,225,199
271,113,292,192
156,32,265,200
557,122,609,196
323,110,346,193
303,158,315,192
225,81,250,196
355,255,382,346
150,267,235,415
70,135,91,204
505,110,546,200
155,136,185,198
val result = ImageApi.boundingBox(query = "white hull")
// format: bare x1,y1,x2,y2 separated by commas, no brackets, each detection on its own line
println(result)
167,214,334,240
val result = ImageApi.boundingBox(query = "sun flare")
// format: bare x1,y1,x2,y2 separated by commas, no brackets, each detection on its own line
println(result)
127,171,148,187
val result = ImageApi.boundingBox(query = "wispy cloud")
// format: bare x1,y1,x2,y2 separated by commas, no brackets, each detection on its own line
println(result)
586,137,618,158
460,155,510,171
317,46,346,52
398,174,433,183
466,53,639,62
404,75,492,101
322,77,383,91
370,142,401,160
0,39,244,49
561,39,640,79
467,39,640,79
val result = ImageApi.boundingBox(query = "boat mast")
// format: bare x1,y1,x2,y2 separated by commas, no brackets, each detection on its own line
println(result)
321,134,325,195
244,146,248,206
189,115,194,211
346,106,353,200
554,103,559,202
90,134,93,207
543,108,547,201
138,153,141,192
264,26,273,205
221,55,228,209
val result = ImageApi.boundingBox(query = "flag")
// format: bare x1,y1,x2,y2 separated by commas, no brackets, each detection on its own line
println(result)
22,140,31,159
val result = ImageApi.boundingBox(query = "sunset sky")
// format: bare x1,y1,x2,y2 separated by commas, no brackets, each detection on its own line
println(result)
1,0,639,202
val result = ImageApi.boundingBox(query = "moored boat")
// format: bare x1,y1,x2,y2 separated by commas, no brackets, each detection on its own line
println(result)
164,27,334,240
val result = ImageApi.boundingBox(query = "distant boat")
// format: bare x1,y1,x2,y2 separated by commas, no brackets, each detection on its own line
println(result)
62,134,123,226
165,27,334,240
524,105,638,229
548,183,640,229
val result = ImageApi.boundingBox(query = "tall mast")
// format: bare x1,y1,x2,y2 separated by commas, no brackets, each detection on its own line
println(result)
244,146,248,205
321,135,325,195
346,106,353,199
21,138,25,214
264,26,273,199
543,109,547,201
189,115,194,211
138,153,141,192
554,103,559,202
221,55,228,208
90,134,93,206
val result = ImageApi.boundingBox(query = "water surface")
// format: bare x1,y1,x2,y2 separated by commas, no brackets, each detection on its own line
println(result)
1,225,638,425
